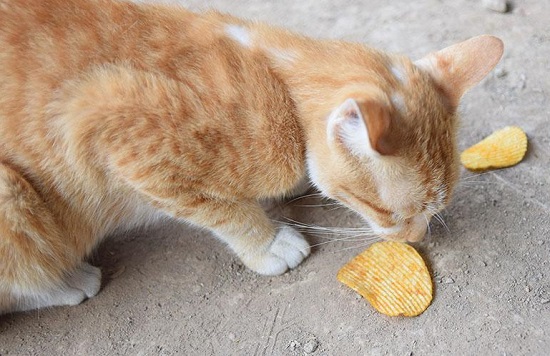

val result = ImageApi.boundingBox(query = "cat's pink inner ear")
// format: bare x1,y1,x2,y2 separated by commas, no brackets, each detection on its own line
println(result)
334,99,397,157
416,35,504,105
356,100,396,156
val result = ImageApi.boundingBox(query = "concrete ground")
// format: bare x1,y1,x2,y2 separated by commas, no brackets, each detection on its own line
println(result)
1,0,550,355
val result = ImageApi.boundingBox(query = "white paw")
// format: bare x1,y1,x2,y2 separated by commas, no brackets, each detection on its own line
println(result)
250,226,311,276
5,264,102,313
66,263,102,298
47,287,88,307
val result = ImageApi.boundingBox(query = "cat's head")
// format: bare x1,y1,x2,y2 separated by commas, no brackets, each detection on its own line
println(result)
308,35,503,242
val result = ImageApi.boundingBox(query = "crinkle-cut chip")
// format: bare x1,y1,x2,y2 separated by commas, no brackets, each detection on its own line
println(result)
337,241,432,317
461,126,527,171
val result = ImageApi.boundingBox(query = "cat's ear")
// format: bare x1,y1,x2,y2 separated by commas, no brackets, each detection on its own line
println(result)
415,35,504,106
328,98,396,157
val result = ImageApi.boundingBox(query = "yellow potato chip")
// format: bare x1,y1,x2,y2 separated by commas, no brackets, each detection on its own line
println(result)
337,241,432,317
461,126,527,171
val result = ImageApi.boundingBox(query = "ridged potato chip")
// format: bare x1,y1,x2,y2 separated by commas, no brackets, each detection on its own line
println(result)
337,241,432,317
461,126,527,171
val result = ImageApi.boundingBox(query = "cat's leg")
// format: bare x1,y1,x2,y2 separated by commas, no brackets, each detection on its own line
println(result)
65,66,310,275
163,197,310,275
261,177,312,214
1,263,101,314
0,163,101,314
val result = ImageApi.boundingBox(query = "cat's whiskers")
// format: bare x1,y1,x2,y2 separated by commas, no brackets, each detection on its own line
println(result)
457,172,498,187
422,202,437,216
281,217,373,231
423,212,432,238
460,171,494,180
433,213,450,232
457,180,497,187
278,218,375,238
275,216,381,251
284,192,326,205
333,237,382,253
421,203,451,233
293,202,342,208
293,226,376,237
309,234,378,248
285,222,372,232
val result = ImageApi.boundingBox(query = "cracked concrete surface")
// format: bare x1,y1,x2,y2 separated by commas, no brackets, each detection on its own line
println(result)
1,0,549,355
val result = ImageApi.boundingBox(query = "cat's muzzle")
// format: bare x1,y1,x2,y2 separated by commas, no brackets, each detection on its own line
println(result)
382,214,428,243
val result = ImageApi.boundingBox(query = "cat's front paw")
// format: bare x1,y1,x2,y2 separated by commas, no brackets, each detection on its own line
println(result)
67,263,102,298
245,226,311,276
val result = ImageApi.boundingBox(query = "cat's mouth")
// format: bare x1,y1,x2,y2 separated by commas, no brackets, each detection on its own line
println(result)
365,214,428,243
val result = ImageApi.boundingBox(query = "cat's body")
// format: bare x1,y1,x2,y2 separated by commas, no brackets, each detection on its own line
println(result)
0,0,503,314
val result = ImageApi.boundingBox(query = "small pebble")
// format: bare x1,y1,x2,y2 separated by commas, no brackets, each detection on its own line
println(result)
495,68,508,78
289,340,300,352
541,298,550,304
304,339,319,354
482,0,508,13
516,74,527,90
228,332,237,342
441,276,455,284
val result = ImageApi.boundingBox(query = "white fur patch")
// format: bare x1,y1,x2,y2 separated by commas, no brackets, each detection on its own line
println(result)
225,24,252,47
414,55,442,82
366,218,402,236
390,64,408,83
390,93,406,115
306,152,327,195
267,47,297,65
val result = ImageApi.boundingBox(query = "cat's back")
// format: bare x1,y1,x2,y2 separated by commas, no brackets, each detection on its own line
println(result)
0,0,197,140
0,0,129,117
0,0,305,198
0,0,277,114
0,0,149,85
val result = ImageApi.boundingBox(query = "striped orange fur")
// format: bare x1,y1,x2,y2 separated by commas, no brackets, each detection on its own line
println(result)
0,0,502,313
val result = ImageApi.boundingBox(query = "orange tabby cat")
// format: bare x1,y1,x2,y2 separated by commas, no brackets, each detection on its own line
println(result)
0,0,503,314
